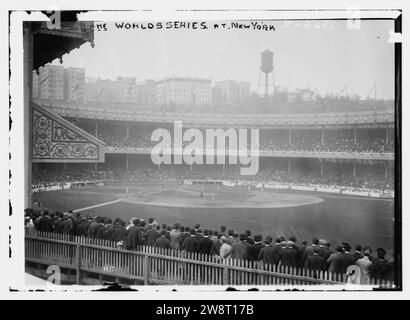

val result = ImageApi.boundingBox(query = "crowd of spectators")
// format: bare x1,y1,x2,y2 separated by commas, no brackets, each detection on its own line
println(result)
25,208,395,283
72,120,394,154
260,129,394,153
32,169,117,187
32,161,394,193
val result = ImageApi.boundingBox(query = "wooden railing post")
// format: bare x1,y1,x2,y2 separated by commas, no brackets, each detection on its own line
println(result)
75,245,81,285
222,263,229,285
143,254,150,285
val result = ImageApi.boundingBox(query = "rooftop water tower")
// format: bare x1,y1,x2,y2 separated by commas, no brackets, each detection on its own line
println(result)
259,49,275,98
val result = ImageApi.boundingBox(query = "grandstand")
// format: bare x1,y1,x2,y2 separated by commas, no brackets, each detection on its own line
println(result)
32,98,395,196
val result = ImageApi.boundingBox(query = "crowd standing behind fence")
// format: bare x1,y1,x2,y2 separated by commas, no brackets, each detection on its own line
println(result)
24,207,395,285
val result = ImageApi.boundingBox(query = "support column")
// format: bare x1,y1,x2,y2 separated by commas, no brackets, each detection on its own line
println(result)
95,120,98,137
320,159,323,176
24,24,34,208
321,128,324,144
354,127,357,144
385,161,388,178
126,154,129,170
353,161,356,177
94,163,98,171
288,128,292,145
126,122,130,140
386,127,389,143
63,163,67,171
288,159,291,174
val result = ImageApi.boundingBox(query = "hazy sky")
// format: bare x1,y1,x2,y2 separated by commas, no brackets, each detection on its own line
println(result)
51,19,395,99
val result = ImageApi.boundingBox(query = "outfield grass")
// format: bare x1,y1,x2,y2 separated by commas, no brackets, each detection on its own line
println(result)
33,183,395,256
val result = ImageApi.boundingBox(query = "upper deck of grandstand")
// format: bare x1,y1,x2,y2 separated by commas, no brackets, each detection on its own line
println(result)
36,99,395,128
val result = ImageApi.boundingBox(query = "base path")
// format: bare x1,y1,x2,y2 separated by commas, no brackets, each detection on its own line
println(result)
73,198,124,213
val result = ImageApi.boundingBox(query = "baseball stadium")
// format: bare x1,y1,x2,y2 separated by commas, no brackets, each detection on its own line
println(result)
21,19,398,287
31,103,396,256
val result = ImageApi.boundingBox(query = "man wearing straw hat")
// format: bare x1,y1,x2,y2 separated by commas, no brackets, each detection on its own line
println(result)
355,246,373,284
219,236,233,259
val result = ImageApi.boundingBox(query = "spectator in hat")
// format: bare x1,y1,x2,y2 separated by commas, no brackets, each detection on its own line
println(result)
25,217,36,236
352,244,364,261
342,242,352,255
257,236,276,265
297,240,308,268
78,216,92,237
197,230,213,255
220,225,226,236
227,229,236,245
278,241,298,268
177,226,190,248
62,215,73,235
385,256,395,283
328,245,344,274
318,239,332,264
247,235,264,262
38,210,53,233
182,229,199,253
289,236,298,250
219,236,233,259
125,219,142,250
210,231,222,256
194,226,204,242
53,212,64,234
155,229,171,249
110,220,126,242
169,224,181,250
88,217,100,238
305,247,326,272
369,248,388,281
145,224,161,246
355,246,373,284
303,237,319,260
102,218,114,240
273,237,283,266
231,233,248,260
332,243,356,275
148,217,154,226
138,220,147,245
244,230,252,242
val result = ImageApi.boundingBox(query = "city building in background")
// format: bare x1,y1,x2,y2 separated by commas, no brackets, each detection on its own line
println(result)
156,76,212,106
136,80,157,106
84,76,137,104
117,76,137,104
212,79,250,105
63,67,85,102
32,65,65,100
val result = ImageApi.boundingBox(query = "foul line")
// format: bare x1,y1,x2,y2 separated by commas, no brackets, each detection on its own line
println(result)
318,194,394,201
73,199,124,213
